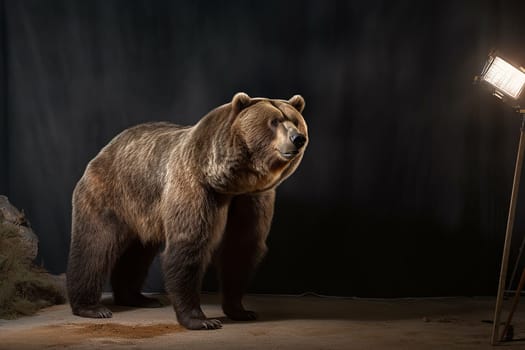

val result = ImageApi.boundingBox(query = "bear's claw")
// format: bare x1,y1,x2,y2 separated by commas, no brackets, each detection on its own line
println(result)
203,319,222,329
73,304,113,318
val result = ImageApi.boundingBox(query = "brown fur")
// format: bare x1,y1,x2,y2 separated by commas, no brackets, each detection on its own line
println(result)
66,92,308,330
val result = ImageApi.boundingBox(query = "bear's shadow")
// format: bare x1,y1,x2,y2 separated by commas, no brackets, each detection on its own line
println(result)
98,293,477,323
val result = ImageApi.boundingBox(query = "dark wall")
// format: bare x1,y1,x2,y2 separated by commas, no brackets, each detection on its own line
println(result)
0,1,7,195
3,0,525,297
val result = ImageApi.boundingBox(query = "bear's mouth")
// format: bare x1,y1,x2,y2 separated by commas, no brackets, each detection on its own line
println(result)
278,150,299,160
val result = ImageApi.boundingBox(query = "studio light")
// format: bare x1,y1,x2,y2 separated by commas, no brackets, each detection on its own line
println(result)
477,52,525,345
479,54,525,100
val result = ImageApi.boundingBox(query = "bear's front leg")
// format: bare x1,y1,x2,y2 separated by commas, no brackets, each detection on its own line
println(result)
218,190,275,321
162,242,222,329
161,190,229,330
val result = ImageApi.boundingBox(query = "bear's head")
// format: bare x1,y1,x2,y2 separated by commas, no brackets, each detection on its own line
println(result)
228,92,309,193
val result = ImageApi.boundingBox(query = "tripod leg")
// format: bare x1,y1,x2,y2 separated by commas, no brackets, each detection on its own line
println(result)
501,268,525,341
491,115,525,345
508,231,525,294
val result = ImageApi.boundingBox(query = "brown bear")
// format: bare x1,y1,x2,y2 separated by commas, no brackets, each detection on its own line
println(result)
66,92,308,330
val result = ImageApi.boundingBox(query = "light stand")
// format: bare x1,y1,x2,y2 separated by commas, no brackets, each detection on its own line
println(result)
474,52,525,345
491,108,525,345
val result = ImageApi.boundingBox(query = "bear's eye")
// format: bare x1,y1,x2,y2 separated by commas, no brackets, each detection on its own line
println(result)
270,118,279,128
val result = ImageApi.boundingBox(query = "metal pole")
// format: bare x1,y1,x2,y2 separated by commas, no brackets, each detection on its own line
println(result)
491,113,525,345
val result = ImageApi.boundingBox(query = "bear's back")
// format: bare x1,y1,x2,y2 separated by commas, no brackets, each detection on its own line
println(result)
89,121,190,176
76,122,192,229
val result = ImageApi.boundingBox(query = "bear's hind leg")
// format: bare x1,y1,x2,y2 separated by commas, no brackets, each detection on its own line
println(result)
111,239,162,308
67,207,124,318
218,191,275,321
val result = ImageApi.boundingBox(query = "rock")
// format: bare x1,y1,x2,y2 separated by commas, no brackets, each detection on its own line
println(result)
0,195,39,260
0,195,30,226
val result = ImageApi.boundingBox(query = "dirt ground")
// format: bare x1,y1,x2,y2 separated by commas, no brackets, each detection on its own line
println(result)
1,293,525,349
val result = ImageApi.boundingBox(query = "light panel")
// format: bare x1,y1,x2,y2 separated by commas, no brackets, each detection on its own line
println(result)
481,56,525,99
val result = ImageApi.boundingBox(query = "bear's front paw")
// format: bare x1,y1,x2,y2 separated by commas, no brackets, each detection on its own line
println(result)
179,317,222,330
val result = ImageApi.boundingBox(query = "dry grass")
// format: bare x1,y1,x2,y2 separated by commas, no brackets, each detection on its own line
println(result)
0,222,65,319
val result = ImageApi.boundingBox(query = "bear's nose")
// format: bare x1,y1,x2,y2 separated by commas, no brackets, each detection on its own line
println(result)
290,133,307,149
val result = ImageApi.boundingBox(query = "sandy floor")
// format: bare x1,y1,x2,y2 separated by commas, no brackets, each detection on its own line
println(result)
1,293,525,349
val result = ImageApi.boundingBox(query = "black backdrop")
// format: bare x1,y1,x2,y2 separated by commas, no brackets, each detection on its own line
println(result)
2,0,525,297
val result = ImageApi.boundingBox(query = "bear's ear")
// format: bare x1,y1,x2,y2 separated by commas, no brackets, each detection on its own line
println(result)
232,92,251,112
288,95,305,113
